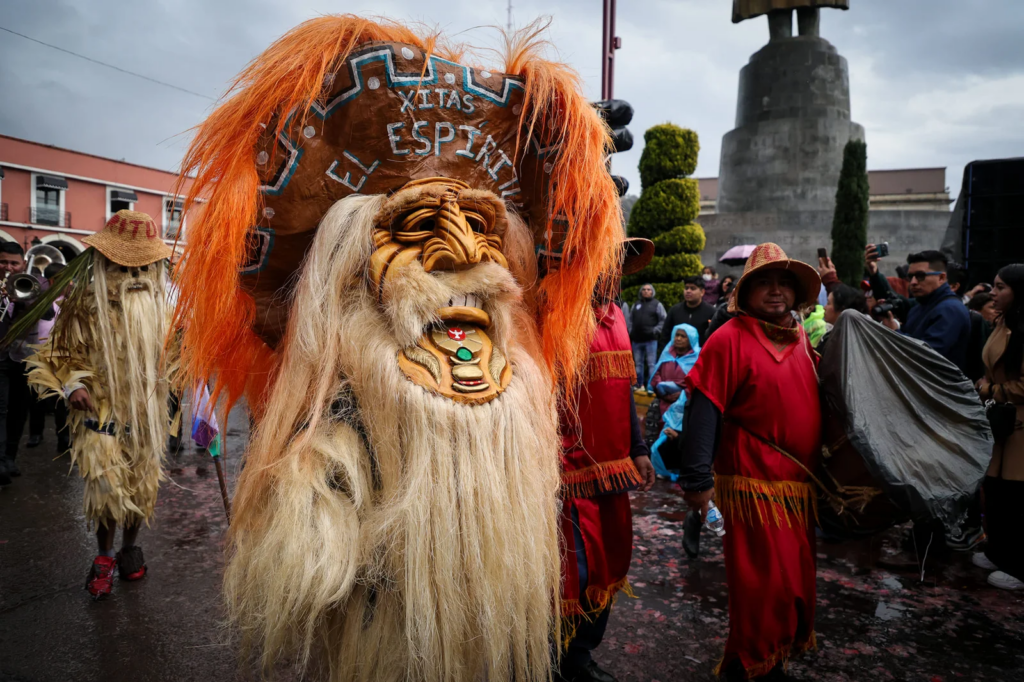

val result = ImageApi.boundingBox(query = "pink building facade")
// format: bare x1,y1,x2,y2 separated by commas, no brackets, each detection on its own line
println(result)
0,134,190,261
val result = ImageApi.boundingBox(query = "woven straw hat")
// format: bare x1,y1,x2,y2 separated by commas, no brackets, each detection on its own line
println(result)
621,238,655,276
82,210,173,267
729,242,821,313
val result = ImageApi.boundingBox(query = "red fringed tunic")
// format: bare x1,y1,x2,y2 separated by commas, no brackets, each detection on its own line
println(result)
686,315,822,678
559,303,643,618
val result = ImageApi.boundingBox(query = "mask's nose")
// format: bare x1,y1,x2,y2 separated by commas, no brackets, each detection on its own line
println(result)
422,190,482,272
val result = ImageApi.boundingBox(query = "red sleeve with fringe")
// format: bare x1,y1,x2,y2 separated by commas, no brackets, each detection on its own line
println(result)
559,303,642,498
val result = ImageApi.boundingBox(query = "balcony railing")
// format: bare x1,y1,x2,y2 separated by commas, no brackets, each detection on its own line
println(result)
0,203,7,221
28,206,71,228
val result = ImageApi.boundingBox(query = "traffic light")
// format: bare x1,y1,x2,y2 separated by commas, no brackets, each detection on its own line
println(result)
594,99,634,196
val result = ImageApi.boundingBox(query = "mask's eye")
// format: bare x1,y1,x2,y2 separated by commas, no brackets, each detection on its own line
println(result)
463,211,489,234
140,265,149,272
120,266,128,273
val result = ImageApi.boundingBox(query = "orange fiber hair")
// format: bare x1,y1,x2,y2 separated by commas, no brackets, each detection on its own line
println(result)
174,16,622,411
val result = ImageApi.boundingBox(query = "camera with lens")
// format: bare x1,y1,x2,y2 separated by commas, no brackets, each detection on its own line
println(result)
871,301,895,321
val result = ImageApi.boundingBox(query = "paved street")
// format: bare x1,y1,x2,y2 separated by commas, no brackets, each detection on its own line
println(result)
2,410,1023,682
0,407,247,682
609,485,1024,682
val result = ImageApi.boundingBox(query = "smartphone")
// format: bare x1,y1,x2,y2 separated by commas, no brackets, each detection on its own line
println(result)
817,248,828,260
876,242,890,258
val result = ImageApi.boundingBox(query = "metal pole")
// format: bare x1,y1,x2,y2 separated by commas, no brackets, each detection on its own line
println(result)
601,0,610,100
601,0,619,100
608,0,617,99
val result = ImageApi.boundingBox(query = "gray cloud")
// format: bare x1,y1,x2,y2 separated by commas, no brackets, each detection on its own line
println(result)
1,0,1021,201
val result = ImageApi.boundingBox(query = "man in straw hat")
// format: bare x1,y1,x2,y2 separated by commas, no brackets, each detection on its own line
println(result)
15,210,174,599
679,243,822,680
556,237,655,682
172,16,628,682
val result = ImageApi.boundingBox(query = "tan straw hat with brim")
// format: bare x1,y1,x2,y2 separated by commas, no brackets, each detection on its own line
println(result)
622,237,655,276
728,242,821,314
82,210,174,267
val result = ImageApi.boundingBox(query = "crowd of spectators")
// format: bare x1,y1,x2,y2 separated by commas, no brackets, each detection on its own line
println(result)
624,245,1024,592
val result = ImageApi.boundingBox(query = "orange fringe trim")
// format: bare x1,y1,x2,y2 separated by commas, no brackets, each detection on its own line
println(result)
560,577,635,647
714,474,818,529
713,632,818,678
586,350,636,383
561,457,643,498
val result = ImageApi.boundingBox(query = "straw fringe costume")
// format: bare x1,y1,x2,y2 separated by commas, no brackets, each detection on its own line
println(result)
28,296,168,525
173,16,626,682
17,209,175,598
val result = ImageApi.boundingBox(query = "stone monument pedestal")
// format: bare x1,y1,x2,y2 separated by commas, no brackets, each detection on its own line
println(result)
716,36,864,214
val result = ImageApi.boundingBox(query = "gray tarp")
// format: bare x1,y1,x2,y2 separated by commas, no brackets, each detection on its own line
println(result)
819,310,992,529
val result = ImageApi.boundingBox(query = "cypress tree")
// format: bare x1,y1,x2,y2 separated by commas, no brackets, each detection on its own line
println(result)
623,124,705,308
830,139,870,286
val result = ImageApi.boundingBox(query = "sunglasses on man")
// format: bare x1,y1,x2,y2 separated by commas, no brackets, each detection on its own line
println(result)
909,271,943,281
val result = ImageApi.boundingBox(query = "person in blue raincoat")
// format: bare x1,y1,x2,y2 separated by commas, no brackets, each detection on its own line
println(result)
648,323,701,480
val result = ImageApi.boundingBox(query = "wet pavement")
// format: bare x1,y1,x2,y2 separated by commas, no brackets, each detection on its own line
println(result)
601,484,1024,682
2,410,1024,681
0,405,249,682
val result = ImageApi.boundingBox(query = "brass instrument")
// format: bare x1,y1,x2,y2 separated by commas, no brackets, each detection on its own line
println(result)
0,274,9,321
8,244,66,304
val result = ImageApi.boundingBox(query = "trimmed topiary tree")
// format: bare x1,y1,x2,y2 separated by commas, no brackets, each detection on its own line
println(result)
830,139,870,286
624,124,704,308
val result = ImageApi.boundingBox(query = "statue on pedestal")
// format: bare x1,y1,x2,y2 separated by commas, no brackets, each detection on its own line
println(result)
733,0,849,40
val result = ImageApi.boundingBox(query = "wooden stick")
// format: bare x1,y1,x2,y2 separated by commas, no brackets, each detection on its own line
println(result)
213,453,231,523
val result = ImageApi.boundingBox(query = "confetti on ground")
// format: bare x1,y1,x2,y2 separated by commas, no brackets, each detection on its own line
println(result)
596,481,1024,681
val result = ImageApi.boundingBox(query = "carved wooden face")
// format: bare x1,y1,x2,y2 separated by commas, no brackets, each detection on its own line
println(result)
369,178,508,301
373,178,513,404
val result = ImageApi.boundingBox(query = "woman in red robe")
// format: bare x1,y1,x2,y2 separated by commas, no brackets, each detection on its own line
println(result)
680,243,822,680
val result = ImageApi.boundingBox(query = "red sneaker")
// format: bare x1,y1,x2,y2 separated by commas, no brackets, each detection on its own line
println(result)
86,556,117,599
116,546,147,581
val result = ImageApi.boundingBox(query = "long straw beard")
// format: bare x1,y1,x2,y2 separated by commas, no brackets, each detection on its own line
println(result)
95,271,169,454
226,195,561,682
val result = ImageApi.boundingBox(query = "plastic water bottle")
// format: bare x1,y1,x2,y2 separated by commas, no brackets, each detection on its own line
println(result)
704,501,726,537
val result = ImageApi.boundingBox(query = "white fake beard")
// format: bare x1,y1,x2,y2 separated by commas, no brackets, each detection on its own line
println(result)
93,271,168,455
226,194,561,682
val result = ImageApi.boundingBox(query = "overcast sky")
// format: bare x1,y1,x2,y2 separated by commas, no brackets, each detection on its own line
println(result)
2,0,1022,199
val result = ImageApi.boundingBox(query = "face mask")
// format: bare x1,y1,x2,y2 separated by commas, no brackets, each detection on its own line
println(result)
702,274,712,282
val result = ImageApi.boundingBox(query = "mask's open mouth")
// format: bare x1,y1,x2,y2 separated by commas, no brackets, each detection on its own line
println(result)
431,294,492,394
126,282,148,292
435,293,491,328
399,293,511,403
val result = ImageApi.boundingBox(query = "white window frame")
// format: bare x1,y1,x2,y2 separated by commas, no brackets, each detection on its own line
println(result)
29,172,67,227
162,196,185,240
105,186,135,221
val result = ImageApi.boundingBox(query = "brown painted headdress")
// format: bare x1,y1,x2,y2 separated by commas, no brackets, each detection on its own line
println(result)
175,16,624,409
